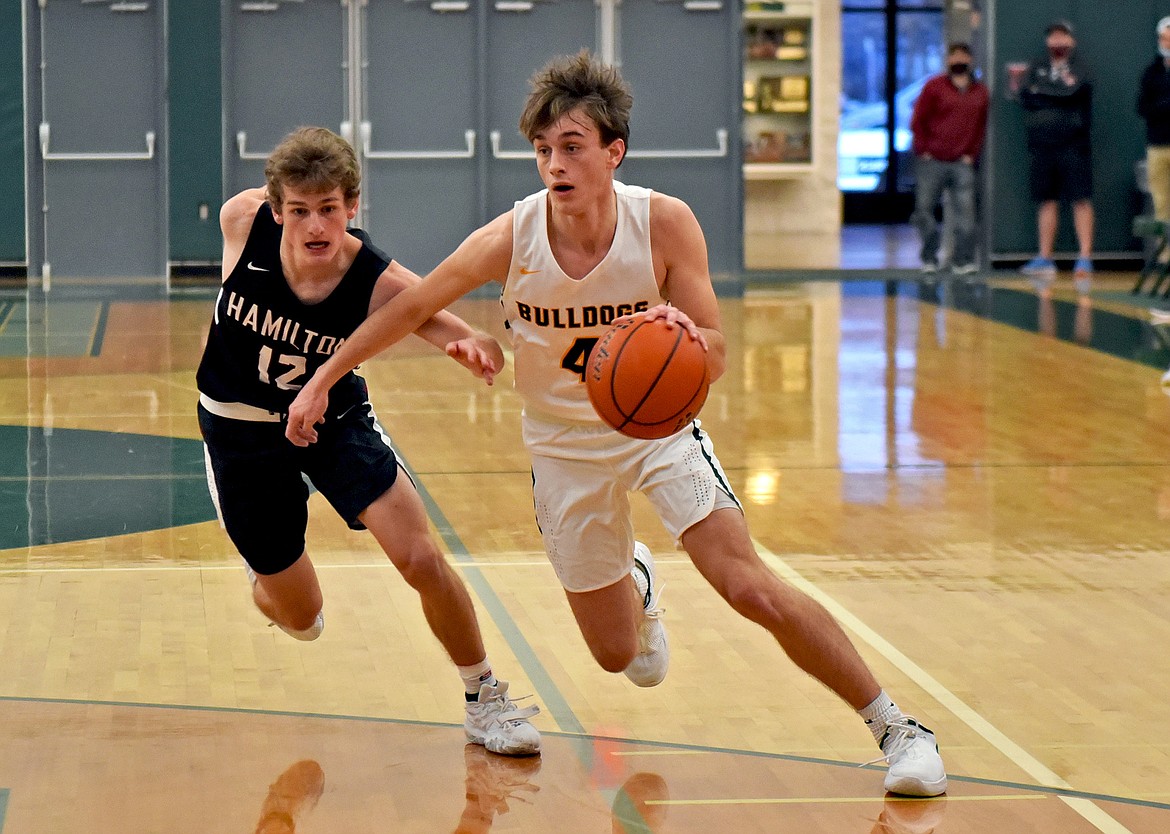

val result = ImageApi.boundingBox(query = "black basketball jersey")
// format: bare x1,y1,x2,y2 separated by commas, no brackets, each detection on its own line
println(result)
196,202,390,418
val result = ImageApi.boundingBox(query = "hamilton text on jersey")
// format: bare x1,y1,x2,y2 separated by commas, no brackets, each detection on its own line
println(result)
222,290,347,356
512,300,650,329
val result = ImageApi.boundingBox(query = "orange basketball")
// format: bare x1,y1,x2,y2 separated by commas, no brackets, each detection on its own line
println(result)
586,317,709,439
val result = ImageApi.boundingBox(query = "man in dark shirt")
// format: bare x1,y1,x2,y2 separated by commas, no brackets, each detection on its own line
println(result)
1139,18,1170,323
1018,20,1094,297
909,42,989,274
1139,17,1170,223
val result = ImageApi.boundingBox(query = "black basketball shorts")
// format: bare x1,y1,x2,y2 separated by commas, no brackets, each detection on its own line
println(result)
198,401,401,575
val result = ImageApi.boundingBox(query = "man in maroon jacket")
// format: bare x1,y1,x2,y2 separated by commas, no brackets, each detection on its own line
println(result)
910,43,990,274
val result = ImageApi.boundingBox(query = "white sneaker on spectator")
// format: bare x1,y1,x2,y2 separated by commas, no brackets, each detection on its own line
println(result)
1150,300,1170,324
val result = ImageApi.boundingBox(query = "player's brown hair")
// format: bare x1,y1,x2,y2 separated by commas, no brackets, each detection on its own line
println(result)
264,127,361,209
519,50,633,164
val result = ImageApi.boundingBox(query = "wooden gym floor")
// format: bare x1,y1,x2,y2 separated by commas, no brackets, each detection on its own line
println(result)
0,271,1168,832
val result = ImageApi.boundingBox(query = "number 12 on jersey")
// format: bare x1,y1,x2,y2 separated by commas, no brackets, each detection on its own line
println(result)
258,345,307,390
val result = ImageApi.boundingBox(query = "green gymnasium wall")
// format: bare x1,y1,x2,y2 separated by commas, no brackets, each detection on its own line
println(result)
8,4,1161,269
167,0,223,264
990,0,1159,257
0,3,24,264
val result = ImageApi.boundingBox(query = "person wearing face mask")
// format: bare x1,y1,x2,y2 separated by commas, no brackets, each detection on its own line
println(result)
1018,20,1095,297
909,43,990,275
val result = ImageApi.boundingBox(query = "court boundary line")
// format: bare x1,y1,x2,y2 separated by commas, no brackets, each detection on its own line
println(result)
0,556,593,574
1,554,1160,825
0,695,1166,812
754,540,1135,834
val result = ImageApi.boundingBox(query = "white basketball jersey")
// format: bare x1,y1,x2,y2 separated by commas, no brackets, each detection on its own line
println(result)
502,181,665,423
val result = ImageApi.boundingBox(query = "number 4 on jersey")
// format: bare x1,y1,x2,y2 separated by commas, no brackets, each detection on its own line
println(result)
561,337,599,382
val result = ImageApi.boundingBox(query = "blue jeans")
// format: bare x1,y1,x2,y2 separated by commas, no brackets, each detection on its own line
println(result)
912,157,978,266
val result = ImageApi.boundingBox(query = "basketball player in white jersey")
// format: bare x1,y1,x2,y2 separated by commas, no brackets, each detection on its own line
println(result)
285,54,947,796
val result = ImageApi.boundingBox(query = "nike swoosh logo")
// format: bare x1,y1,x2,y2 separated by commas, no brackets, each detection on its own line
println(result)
247,261,269,272
518,267,541,275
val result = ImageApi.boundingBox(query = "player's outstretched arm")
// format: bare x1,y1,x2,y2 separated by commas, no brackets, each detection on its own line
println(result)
285,213,514,446
370,261,505,385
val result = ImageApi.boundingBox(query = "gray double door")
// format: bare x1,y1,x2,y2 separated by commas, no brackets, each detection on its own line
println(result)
26,0,168,289
225,0,738,276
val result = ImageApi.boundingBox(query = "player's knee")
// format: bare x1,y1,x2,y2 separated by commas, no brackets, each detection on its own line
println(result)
392,540,449,591
721,573,784,625
588,638,637,673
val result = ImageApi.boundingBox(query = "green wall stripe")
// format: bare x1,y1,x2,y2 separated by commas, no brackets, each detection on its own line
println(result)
990,1,1158,255
167,1,222,261
0,2,24,263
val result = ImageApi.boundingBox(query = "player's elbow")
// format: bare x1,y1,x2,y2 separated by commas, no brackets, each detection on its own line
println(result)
703,333,728,383
706,352,727,384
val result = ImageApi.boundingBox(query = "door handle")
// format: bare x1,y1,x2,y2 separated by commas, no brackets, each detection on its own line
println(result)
238,125,353,160
489,130,532,160
361,122,476,160
40,122,155,161
235,130,270,160
625,129,729,159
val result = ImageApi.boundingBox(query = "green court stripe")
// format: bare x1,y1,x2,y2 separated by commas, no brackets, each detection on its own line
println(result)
399,457,586,736
0,788,7,832
88,301,110,357
0,695,1166,813
919,282,1170,369
396,457,638,818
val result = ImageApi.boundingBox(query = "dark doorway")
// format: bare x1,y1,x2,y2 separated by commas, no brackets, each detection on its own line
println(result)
839,0,945,223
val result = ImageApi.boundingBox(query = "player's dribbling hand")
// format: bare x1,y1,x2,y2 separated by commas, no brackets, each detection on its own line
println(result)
634,304,709,351
446,333,505,385
285,381,329,446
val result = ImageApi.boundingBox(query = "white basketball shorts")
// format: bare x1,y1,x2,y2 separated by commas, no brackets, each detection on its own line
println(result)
523,413,741,593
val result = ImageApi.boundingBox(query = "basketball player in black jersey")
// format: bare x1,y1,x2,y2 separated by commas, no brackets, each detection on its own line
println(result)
196,127,539,756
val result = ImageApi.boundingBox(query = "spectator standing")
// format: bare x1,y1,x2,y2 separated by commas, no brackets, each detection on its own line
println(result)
1138,17,1170,223
909,42,990,274
1018,20,1094,297
1138,18,1170,323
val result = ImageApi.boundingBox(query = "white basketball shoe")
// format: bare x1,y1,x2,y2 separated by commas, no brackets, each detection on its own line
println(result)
242,559,324,642
623,542,669,688
870,717,948,797
464,680,542,757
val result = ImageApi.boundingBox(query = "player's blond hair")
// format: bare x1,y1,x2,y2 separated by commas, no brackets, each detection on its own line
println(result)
264,127,361,209
519,50,633,163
